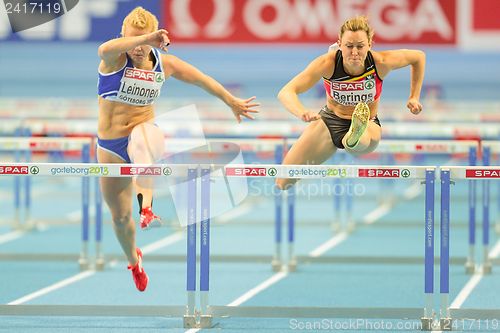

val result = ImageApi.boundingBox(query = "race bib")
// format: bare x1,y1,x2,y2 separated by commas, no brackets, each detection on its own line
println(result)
117,67,164,106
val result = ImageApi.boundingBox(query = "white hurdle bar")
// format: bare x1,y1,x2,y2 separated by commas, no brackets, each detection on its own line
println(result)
0,163,436,329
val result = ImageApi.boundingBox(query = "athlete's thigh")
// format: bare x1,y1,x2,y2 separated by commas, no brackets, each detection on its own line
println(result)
128,123,165,163
97,148,133,215
283,119,336,165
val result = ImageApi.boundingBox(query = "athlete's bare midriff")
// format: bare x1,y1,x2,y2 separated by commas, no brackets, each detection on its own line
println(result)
326,97,379,120
97,97,155,139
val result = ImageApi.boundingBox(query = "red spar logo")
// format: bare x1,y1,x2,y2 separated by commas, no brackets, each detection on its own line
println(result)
120,167,162,176
466,169,500,178
0,165,29,175
358,168,401,178
124,68,156,82
226,167,267,176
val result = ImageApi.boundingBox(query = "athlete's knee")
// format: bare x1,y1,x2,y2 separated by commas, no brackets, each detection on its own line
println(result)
345,139,378,156
111,212,133,228
129,123,165,163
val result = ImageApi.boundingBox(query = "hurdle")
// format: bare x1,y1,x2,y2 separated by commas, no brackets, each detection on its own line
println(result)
382,122,500,140
481,141,500,236
278,140,477,274
439,166,500,331
0,162,436,329
378,140,479,277
125,136,479,276
0,137,103,270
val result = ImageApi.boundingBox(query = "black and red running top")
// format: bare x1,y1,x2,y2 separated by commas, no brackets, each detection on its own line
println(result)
323,50,383,106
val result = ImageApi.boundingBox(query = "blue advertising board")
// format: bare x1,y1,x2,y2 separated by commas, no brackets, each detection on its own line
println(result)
0,0,161,42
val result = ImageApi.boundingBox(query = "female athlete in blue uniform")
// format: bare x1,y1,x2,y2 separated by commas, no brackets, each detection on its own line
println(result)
276,16,425,190
97,7,259,291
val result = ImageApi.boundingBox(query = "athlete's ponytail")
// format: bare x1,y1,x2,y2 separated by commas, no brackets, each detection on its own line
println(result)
121,7,159,36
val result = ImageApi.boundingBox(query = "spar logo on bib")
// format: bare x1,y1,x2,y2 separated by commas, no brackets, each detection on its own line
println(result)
124,68,164,82
331,82,364,91
155,72,164,83
364,79,375,90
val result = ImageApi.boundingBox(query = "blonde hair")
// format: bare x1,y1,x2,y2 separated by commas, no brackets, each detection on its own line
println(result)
339,16,374,43
121,7,158,36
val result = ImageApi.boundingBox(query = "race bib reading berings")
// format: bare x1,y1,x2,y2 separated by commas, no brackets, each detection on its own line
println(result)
329,77,376,106
117,67,165,106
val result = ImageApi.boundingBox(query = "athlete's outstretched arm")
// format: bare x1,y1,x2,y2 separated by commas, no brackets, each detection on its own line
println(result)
375,49,426,114
163,55,259,123
277,54,332,122
97,30,170,66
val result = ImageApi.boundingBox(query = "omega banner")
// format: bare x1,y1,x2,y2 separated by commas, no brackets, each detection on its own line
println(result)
1,0,499,49
164,0,457,44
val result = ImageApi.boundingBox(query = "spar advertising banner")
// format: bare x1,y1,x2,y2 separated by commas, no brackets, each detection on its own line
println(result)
0,0,499,49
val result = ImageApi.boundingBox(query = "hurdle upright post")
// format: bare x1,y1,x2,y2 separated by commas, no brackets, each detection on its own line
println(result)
345,177,355,232
421,168,436,331
13,127,22,230
465,146,477,274
184,167,198,328
332,178,342,232
287,184,296,271
481,146,492,274
439,169,452,331
23,128,32,227
199,167,212,327
94,146,105,271
272,144,284,272
78,143,91,271
94,176,104,270
331,153,344,232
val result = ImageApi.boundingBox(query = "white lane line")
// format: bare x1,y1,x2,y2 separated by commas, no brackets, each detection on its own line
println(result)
216,203,253,224
450,271,483,309
0,230,25,244
362,201,393,225
6,231,183,304
8,270,96,305
142,232,184,254
185,329,200,333
227,271,289,307
310,193,396,257
403,181,422,200
308,232,348,257
449,239,500,309
66,210,95,223
488,239,500,259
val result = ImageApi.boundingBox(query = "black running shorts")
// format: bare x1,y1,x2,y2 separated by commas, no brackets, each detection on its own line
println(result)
319,106,381,149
